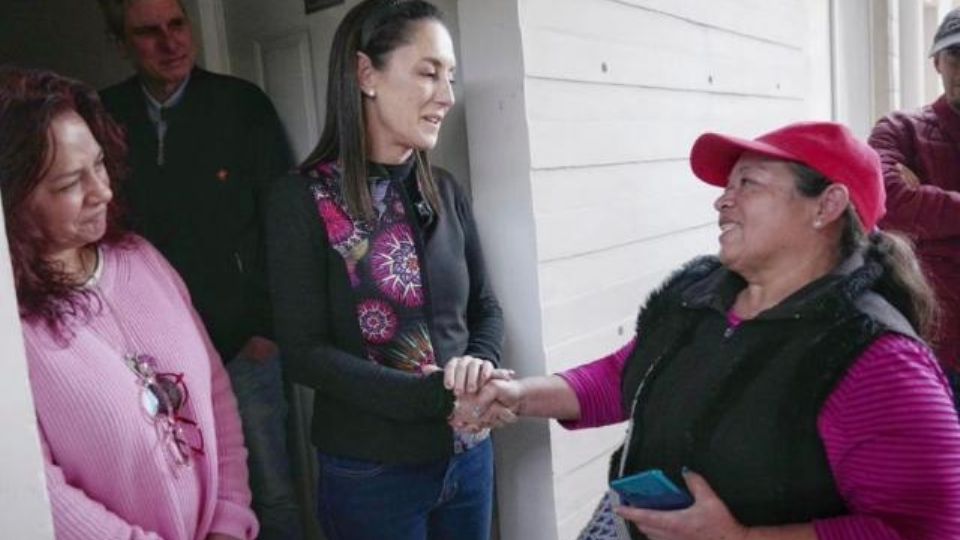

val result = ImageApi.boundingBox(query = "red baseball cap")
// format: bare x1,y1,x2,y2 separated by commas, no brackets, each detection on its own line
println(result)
689,121,885,231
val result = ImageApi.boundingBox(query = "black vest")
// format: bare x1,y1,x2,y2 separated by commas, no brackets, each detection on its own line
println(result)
613,251,917,532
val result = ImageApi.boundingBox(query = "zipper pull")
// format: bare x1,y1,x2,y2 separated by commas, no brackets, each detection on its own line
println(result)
157,107,166,166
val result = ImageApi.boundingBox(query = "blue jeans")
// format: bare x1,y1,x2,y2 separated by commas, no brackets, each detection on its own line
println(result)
228,352,303,540
316,438,493,540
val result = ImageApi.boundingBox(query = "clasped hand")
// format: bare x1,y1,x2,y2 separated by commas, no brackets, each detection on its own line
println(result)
431,356,521,432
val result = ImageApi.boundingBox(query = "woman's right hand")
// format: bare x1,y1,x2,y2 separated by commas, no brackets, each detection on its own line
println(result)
449,378,524,431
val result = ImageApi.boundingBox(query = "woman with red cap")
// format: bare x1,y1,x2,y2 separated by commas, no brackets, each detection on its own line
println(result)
452,122,960,539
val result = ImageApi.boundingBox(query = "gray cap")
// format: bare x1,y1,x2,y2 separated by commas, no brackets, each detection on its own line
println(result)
931,8,960,56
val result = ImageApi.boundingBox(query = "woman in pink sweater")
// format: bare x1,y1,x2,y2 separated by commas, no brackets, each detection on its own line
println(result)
0,67,258,539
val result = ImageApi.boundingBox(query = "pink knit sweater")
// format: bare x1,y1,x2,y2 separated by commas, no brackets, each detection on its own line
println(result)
560,332,960,539
22,237,258,540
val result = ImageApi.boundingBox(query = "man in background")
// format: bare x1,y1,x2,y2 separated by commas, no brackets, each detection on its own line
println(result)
97,1,303,537
869,7,960,406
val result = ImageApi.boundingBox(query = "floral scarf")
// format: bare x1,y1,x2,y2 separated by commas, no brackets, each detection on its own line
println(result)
307,160,436,373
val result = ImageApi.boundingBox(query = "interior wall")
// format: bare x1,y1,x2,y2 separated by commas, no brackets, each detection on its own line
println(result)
0,0,128,88
0,0,206,89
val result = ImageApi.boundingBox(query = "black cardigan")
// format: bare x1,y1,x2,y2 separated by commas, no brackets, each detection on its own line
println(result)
265,166,503,464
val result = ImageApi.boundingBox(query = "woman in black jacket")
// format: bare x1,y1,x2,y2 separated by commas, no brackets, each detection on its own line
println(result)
264,1,507,539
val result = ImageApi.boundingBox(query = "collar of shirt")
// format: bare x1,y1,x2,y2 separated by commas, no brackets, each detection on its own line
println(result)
141,73,191,128
367,157,416,218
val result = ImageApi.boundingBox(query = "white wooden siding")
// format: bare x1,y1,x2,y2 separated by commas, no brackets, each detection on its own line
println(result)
525,81,804,169
523,0,806,98
533,162,719,263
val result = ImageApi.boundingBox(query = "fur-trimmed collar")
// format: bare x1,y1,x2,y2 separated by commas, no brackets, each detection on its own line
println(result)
673,247,917,337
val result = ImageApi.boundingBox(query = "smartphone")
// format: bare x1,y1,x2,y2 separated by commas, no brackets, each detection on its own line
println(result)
609,469,693,510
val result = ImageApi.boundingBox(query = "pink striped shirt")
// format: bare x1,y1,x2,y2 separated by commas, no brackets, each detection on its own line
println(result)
559,331,960,539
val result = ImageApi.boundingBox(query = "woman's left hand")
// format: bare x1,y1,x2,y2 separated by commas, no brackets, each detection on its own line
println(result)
615,470,748,540
442,355,512,396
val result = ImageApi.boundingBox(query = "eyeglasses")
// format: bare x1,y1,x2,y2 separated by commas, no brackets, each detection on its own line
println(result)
126,354,204,467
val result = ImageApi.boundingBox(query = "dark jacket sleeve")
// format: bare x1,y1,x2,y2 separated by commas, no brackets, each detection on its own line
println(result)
869,113,960,240
265,174,454,421
451,180,504,364
248,89,295,342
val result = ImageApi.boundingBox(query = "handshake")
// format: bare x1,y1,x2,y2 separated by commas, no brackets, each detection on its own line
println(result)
431,356,524,433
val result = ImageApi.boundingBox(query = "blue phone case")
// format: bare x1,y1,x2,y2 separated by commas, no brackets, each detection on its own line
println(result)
609,469,693,510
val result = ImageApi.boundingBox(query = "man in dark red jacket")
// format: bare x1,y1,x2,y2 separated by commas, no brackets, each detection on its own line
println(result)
869,8,960,400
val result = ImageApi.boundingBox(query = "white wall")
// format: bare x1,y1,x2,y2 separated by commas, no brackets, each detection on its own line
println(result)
0,207,54,538
456,1,555,538
460,1,834,538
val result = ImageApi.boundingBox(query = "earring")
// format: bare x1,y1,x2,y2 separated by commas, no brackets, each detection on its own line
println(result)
363,89,376,98
813,219,823,229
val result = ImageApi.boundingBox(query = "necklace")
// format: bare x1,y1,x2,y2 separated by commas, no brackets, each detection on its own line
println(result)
79,245,102,288
87,253,203,467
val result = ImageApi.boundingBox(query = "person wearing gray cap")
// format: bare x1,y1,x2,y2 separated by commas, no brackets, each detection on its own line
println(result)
868,7,960,410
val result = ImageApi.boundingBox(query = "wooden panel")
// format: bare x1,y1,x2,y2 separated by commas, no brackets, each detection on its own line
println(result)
540,226,716,347
541,276,648,350
551,420,626,478
532,160,702,214
545,317,635,373
553,451,620,539
522,0,807,48
533,160,718,262
539,204,719,305
522,0,805,97
526,78,805,169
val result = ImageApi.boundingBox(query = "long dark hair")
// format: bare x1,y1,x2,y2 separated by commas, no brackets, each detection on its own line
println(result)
790,163,939,343
301,0,444,221
0,66,129,334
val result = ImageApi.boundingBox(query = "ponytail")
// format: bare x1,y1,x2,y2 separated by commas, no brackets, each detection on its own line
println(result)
836,208,939,343
865,229,939,344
